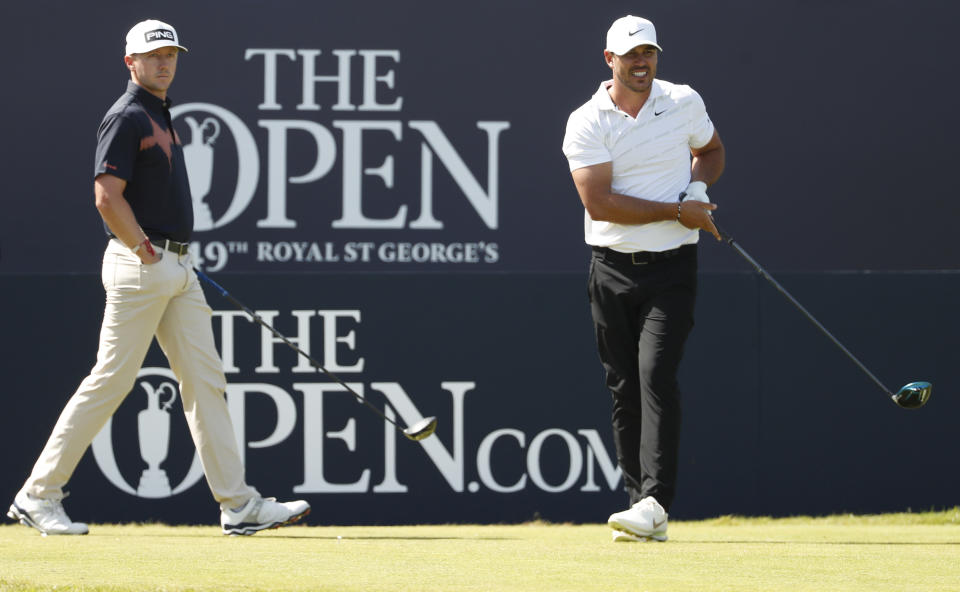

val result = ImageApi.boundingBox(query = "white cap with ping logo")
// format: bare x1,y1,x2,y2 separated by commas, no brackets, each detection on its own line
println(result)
125,19,188,56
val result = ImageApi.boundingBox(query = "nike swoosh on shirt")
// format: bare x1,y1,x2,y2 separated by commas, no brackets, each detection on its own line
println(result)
654,110,667,116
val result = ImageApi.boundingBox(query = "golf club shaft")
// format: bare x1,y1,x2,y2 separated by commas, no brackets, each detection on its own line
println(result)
714,224,894,397
193,268,411,431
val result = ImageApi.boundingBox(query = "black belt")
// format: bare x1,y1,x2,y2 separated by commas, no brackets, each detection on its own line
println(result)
592,244,695,266
150,238,190,256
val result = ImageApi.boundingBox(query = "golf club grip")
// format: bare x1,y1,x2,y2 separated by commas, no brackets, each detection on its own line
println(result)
194,268,229,298
192,267,400,426
713,225,894,397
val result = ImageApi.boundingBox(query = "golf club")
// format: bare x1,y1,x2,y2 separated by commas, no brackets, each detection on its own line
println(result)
709,219,931,409
194,268,438,440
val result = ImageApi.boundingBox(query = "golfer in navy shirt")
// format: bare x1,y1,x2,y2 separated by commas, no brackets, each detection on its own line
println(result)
8,19,310,536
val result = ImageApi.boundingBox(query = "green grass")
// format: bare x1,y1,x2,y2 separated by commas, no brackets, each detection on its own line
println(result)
1,509,959,591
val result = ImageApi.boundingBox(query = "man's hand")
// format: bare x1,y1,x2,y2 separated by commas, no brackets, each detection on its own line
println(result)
678,181,721,240
132,239,163,265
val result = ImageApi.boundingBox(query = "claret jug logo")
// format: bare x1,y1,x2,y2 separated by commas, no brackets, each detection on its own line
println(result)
182,116,222,230
173,104,258,236
91,368,205,498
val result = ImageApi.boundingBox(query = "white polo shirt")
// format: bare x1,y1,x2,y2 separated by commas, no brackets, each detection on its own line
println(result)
562,79,715,253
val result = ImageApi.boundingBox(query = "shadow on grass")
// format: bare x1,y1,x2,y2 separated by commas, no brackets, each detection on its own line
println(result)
675,540,960,546
130,530,517,541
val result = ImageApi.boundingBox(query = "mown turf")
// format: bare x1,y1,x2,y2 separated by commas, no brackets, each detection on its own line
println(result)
1,510,958,591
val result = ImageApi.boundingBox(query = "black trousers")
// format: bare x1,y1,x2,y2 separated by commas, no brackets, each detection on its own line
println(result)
587,244,697,512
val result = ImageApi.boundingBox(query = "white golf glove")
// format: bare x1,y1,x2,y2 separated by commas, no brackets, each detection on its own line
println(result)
682,181,710,204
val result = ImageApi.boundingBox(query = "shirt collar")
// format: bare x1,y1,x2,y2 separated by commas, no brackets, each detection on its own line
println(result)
126,80,174,112
592,79,664,113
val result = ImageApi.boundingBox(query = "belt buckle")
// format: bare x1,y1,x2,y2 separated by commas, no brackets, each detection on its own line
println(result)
630,252,649,265
165,239,188,256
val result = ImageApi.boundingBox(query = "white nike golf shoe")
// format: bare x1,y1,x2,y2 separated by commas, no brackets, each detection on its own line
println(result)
7,491,89,536
611,529,664,542
220,496,310,535
608,496,668,542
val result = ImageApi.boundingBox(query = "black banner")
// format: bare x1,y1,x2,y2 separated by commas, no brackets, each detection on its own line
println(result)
2,0,957,273
2,0,957,526
1,271,956,524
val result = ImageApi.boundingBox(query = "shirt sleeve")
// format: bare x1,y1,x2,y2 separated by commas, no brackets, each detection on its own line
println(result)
93,111,140,181
562,108,611,172
686,89,715,149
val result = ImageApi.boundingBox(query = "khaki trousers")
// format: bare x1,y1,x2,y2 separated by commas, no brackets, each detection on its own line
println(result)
23,239,258,510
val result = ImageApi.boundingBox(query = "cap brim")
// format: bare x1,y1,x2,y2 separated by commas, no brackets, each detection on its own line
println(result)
606,42,662,55
126,43,189,56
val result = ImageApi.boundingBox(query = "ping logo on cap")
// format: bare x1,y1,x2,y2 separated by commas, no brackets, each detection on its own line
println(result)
144,29,175,43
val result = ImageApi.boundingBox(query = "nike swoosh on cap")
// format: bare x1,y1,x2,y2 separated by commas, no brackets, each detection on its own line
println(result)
629,28,645,36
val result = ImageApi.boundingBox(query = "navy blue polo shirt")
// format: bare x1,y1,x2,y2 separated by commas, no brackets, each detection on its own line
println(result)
94,81,193,242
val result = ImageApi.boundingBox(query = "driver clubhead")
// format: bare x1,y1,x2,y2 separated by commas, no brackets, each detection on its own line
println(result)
403,416,438,441
891,381,932,409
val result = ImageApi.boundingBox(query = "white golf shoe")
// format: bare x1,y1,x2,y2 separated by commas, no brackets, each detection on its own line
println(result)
220,496,310,535
607,496,668,542
7,491,89,536
611,529,664,542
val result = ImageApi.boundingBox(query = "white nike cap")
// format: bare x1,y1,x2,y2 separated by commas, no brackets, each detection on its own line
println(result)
125,19,188,56
605,15,662,55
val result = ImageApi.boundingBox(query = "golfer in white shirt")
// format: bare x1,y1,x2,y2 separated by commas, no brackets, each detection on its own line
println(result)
562,14,725,542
